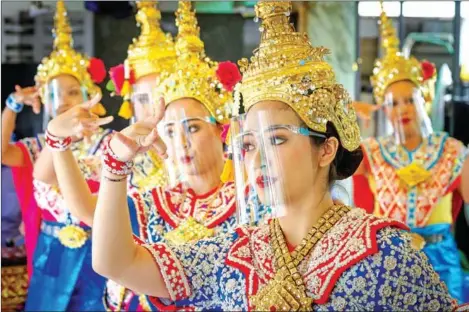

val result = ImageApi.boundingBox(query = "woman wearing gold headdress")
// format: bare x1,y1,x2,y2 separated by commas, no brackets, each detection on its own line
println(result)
47,1,244,310
89,2,456,310
353,4,469,303
46,1,176,310
0,1,113,310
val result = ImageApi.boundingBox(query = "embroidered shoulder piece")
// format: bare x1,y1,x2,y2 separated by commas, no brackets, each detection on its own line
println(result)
225,208,408,307
318,226,458,311
225,224,273,299
149,182,236,229
301,208,408,304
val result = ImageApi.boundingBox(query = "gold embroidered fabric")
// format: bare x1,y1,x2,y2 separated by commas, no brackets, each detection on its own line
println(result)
251,205,349,311
148,209,457,311
164,216,215,245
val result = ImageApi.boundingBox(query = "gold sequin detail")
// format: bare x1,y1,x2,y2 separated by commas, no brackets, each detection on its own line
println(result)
250,205,350,311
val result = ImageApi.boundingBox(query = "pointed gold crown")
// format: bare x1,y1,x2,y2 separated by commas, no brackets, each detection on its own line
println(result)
155,1,234,124
237,1,360,152
370,1,435,104
35,0,100,101
126,1,176,80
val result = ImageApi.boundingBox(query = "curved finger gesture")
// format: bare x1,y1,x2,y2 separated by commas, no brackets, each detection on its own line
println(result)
14,85,41,114
110,98,167,162
47,93,113,139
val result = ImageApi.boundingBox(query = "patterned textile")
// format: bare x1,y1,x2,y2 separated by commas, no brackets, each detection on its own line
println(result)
32,129,111,224
360,131,468,302
102,152,175,312
1,264,28,311
104,181,240,311
361,132,464,227
144,182,238,244
20,128,112,311
141,209,457,311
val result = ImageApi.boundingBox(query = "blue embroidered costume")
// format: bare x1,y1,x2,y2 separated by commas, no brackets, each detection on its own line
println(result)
139,209,458,311
22,129,111,311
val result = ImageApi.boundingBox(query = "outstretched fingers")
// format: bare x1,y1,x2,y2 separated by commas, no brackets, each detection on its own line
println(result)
142,97,166,128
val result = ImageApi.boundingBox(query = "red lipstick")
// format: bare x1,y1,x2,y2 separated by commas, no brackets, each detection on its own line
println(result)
256,175,277,189
401,117,411,125
180,156,193,164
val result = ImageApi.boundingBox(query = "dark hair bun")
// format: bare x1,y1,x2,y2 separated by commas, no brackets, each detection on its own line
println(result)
335,148,363,180
321,122,363,183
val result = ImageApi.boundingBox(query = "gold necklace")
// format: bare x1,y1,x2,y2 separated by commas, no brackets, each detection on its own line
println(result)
250,205,350,311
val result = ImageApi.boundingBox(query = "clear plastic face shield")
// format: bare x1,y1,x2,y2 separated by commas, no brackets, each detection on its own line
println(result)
131,81,155,123
157,106,222,191
43,76,87,130
383,86,433,145
231,111,327,225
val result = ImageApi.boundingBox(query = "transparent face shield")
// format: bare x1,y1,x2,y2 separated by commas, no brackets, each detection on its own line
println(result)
157,107,222,192
231,111,327,225
42,77,87,130
383,87,433,145
131,81,155,123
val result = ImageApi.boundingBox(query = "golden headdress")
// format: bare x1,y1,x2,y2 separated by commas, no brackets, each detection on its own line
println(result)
110,1,177,119
35,0,104,106
155,1,240,124
128,1,176,80
237,1,360,152
370,1,436,105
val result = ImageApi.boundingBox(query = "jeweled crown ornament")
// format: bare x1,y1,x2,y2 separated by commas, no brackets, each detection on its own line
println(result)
35,0,106,113
237,1,360,152
370,1,436,105
155,1,241,124
108,1,177,119
128,1,176,80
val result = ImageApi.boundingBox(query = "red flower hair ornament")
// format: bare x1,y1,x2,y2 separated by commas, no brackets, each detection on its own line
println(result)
87,57,107,84
216,61,242,92
421,60,436,82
